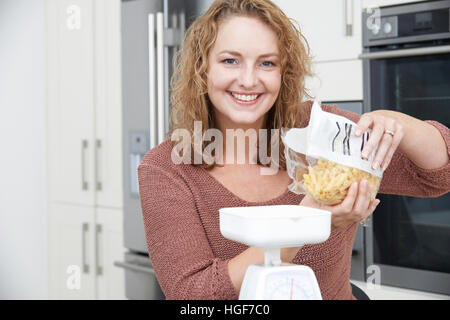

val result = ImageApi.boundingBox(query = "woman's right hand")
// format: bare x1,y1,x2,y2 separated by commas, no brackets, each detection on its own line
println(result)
299,179,381,229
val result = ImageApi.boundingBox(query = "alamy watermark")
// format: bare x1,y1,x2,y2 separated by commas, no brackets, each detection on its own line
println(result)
171,121,281,175
366,6,381,34
366,264,381,290
66,265,81,290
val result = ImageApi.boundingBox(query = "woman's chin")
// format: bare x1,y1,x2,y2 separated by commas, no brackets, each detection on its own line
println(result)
227,115,264,129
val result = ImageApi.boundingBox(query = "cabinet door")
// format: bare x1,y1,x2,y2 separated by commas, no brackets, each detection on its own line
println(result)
95,207,126,300
47,0,96,206
306,60,363,101
274,0,362,62
93,0,123,209
49,203,96,300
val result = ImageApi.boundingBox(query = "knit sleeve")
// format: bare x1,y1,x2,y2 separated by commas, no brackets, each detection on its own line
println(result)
137,163,239,300
319,104,450,198
378,120,450,197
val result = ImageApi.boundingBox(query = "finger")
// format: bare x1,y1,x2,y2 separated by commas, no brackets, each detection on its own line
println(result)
367,198,381,218
381,125,404,171
368,198,381,214
360,199,381,225
381,145,396,171
361,122,385,160
354,114,374,137
352,180,372,221
371,132,393,170
338,182,359,214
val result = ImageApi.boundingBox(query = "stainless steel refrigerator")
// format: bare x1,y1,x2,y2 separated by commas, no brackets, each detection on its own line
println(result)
115,0,214,300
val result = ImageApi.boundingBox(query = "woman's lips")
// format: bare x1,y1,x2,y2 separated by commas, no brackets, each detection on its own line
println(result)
227,91,263,106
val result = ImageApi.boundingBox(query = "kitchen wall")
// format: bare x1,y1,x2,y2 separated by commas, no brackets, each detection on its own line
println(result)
0,0,48,299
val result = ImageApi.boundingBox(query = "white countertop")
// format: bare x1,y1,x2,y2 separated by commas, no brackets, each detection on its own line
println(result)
351,280,450,300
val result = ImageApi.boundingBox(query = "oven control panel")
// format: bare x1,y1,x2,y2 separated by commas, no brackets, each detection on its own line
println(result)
367,16,398,40
363,1,450,47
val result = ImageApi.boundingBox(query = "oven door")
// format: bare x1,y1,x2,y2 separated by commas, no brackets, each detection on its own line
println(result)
362,46,450,295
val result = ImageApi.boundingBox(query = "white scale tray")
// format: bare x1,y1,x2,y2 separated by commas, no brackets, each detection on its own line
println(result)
219,205,331,249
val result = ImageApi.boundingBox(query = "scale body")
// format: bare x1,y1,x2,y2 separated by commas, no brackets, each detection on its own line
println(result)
239,264,322,300
219,205,331,300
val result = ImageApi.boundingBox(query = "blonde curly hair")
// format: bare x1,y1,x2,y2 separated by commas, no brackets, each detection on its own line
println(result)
169,0,313,170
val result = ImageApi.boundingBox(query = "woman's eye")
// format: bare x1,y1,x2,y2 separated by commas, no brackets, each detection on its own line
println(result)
261,61,275,67
223,58,237,65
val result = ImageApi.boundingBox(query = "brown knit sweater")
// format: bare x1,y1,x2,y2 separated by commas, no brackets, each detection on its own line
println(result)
138,102,450,300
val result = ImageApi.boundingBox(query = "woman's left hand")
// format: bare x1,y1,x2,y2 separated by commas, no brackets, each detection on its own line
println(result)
354,110,405,171
300,183,380,229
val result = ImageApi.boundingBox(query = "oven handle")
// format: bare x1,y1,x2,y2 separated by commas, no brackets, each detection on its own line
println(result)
359,45,450,60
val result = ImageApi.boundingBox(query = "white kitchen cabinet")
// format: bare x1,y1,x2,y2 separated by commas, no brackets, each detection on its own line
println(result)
47,0,123,208
273,0,365,101
306,60,363,101
49,204,125,300
96,207,126,300
47,0,96,207
47,0,125,300
93,0,123,209
49,203,96,300
274,0,363,62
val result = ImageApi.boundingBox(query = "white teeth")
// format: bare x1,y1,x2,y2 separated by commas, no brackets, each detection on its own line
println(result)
231,92,259,102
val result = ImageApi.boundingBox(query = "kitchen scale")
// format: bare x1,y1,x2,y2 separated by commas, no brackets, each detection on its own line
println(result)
219,205,331,300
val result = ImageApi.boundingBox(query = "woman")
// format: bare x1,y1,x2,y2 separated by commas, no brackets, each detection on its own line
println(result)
138,0,449,300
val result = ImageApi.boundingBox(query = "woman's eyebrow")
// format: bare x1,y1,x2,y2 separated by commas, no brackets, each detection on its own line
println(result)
218,50,279,58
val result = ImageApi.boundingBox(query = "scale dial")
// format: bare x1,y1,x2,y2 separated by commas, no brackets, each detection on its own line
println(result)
264,271,320,300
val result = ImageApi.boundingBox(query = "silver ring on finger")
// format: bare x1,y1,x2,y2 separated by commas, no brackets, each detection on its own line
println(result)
384,129,395,138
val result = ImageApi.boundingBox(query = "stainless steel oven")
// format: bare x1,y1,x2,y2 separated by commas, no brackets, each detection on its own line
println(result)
360,0,450,295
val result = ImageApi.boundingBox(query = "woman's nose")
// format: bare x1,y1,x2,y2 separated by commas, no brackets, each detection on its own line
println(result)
238,66,258,89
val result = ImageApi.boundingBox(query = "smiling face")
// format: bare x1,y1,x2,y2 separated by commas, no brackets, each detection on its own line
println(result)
207,15,282,131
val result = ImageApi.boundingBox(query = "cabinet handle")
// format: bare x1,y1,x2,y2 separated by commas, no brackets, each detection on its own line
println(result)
95,224,103,276
81,140,89,191
345,0,353,37
95,139,102,191
82,223,89,274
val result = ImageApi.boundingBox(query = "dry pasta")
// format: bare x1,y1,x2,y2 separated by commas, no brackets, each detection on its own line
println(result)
299,159,381,205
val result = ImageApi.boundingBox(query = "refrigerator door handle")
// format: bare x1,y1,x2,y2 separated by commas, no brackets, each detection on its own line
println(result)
156,12,165,146
148,14,157,150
